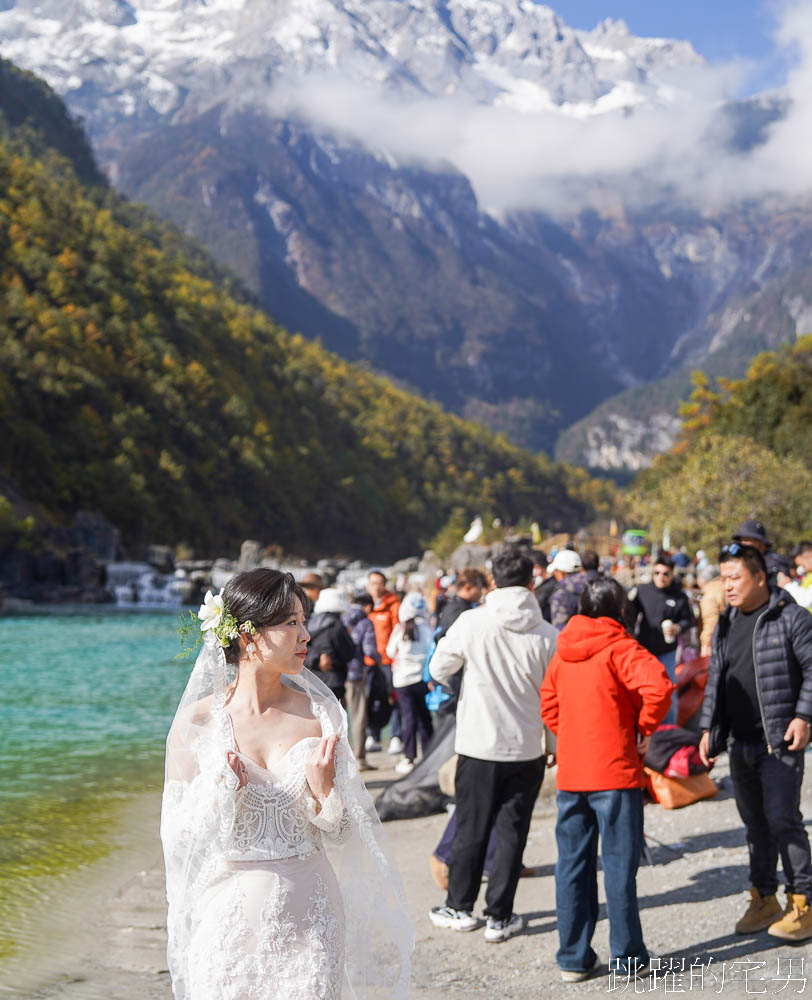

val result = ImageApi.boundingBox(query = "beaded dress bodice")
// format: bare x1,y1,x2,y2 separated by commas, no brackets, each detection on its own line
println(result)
224,737,351,860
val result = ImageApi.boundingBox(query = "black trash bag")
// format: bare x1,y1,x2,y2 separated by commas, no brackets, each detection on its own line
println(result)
376,713,456,822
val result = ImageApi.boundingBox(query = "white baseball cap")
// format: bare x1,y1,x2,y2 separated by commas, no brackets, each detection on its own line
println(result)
549,550,583,574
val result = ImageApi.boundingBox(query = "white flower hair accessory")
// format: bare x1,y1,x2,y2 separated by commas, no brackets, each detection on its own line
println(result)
176,590,256,658
198,591,224,632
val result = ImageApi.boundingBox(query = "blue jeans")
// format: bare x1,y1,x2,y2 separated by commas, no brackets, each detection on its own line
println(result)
555,789,648,973
657,650,678,725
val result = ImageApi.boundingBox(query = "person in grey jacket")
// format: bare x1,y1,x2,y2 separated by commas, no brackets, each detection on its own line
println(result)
343,594,381,771
699,543,812,941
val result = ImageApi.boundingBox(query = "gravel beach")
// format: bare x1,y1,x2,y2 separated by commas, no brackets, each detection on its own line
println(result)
5,752,812,999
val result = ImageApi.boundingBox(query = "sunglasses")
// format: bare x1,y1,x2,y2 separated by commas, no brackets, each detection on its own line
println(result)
720,543,760,558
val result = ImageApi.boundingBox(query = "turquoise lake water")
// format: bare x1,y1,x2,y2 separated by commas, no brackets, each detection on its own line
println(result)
0,609,191,961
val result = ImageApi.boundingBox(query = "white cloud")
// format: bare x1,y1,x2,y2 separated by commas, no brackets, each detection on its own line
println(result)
743,1,812,194
264,1,812,216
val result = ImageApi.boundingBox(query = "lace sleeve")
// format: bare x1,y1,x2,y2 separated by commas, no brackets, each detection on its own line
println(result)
303,786,352,845
162,759,242,872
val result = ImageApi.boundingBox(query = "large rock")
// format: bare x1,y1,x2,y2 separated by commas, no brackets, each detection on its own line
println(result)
211,558,238,590
238,540,264,571
391,556,419,575
0,548,37,592
0,545,110,602
66,548,103,588
449,544,491,572
145,544,174,573
72,511,123,561
418,550,444,578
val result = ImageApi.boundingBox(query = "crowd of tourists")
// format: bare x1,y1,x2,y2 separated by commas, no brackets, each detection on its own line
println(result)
296,523,812,981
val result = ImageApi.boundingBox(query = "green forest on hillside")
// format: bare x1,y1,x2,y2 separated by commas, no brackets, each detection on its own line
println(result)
0,58,611,560
628,337,812,552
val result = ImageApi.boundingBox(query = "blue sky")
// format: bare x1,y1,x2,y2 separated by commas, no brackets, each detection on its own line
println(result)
554,1,790,93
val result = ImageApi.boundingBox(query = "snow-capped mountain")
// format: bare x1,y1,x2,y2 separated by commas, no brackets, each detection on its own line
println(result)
0,0,702,133
0,1,807,471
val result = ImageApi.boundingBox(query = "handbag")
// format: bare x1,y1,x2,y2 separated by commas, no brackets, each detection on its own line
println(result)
643,767,717,810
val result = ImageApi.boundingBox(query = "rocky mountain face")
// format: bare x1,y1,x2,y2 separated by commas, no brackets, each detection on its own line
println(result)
2,0,809,466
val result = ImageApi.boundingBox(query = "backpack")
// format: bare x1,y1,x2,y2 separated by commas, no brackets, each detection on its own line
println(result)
304,621,333,671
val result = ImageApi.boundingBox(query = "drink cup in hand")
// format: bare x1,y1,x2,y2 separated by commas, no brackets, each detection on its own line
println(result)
661,619,678,643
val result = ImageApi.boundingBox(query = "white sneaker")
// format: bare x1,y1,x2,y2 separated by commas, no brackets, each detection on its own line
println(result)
394,757,414,775
484,913,525,943
388,737,404,755
561,956,601,982
365,736,382,752
429,905,479,932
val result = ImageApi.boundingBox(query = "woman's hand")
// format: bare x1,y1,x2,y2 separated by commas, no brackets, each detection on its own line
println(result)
226,751,249,790
305,733,339,801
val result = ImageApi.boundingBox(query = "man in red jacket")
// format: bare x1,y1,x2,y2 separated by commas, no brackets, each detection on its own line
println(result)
365,570,402,753
541,577,672,983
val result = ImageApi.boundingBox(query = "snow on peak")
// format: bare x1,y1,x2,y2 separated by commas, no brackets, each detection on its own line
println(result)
0,0,705,132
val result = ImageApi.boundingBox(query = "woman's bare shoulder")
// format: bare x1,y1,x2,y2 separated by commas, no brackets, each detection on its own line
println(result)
285,689,322,731
172,694,217,727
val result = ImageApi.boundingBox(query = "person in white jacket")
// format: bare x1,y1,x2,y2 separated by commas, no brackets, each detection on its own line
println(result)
428,548,557,943
778,542,812,611
386,592,435,775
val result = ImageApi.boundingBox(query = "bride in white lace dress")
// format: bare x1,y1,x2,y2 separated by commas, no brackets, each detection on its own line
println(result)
161,570,413,1000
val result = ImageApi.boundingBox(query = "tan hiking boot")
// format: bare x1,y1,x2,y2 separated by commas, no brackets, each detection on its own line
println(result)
735,888,782,934
768,894,812,941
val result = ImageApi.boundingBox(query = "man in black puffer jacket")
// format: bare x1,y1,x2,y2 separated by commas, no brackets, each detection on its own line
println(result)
699,543,812,941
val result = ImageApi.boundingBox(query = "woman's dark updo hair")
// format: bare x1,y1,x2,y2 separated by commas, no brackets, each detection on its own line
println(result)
220,569,311,665
578,577,633,629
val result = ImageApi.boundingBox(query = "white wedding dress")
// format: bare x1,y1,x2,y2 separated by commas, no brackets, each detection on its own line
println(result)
163,734,351,1000
162,640,412,1000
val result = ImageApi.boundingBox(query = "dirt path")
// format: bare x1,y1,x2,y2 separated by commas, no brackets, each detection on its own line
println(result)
7,752,812,999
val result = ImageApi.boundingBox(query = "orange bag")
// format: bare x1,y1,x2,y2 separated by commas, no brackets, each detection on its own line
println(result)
643,767,718,810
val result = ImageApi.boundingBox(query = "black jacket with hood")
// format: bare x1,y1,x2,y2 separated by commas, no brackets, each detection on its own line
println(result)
434,594,476,716
305,611,356,692
699,588,812,756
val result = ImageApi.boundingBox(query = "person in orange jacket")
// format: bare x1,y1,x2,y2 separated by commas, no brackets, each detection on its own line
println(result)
540,577,673,983
365,570,403,753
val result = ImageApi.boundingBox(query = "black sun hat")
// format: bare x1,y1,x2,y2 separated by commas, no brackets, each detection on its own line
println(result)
732,519,772,548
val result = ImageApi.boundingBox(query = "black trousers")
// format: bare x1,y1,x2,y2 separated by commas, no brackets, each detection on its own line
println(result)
447,754,545,920
395,681,434,762
730,738,812,897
